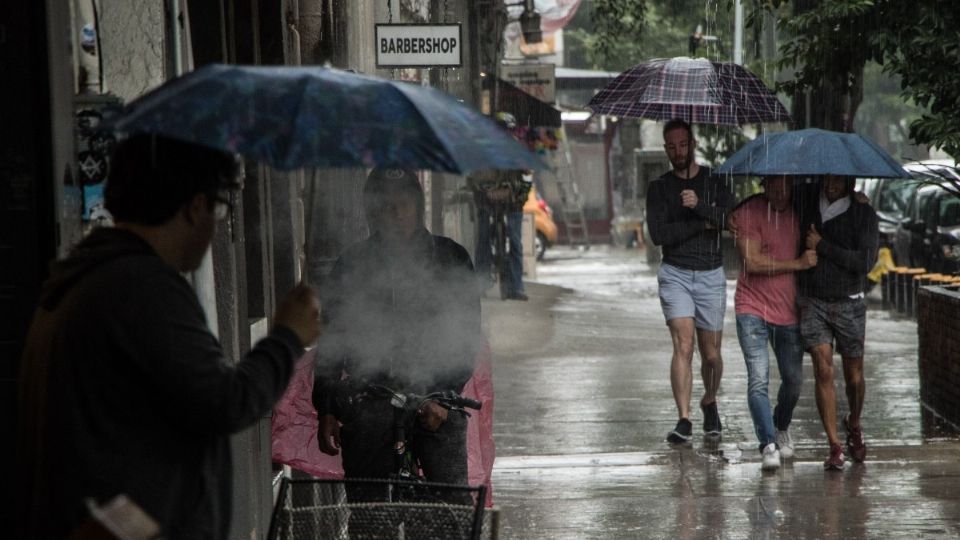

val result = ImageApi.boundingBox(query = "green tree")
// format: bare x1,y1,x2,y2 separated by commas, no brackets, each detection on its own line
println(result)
565,0,729,71
771,0,877,131
761,0,960,160
873,1,960,160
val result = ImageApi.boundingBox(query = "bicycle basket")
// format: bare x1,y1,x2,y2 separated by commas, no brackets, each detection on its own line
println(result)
268,477,487,540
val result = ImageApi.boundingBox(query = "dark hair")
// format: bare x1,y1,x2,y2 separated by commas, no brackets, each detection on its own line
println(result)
104,134,240,226
821,174,856,194
363,167,425,225
663,118,693,140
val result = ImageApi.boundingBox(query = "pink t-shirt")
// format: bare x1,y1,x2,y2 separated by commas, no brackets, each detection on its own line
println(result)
734,196,800,326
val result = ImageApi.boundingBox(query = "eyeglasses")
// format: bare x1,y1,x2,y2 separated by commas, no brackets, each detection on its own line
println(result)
212,191,233,220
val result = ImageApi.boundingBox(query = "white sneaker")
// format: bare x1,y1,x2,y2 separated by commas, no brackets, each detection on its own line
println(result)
775,430,795,460
761,443,781,471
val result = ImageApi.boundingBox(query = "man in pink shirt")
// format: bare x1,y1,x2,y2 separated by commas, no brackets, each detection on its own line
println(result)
733,175,817,471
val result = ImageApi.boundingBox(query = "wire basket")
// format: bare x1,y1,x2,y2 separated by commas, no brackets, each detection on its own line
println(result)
268,477,488,540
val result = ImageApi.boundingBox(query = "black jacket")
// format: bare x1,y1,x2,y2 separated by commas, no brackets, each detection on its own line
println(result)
16,228,303,539
469,169,532,213
798,194,880,299
312,229,481,416
646,167,733,270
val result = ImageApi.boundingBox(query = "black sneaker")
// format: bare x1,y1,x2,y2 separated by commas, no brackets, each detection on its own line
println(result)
667,418,693,444
702,401,722,436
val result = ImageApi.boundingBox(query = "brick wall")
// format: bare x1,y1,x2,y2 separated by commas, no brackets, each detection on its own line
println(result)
917,285,960,429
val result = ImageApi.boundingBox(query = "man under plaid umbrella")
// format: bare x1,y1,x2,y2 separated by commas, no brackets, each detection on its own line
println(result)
645,118,733,444
587,57,787,446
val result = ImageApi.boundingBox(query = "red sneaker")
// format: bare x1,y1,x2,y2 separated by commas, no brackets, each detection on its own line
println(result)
824,443,845,471
844,415,867,463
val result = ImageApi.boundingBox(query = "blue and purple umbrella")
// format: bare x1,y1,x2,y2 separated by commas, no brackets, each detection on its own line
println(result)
107,64,546,173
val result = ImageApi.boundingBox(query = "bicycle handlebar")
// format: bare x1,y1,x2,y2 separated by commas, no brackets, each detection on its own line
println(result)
365,384,482,412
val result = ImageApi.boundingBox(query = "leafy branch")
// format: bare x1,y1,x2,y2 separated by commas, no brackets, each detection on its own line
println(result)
590,0,648,64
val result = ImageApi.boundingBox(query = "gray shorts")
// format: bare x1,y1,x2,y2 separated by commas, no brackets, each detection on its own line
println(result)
798,296,867,357
657,263,727,332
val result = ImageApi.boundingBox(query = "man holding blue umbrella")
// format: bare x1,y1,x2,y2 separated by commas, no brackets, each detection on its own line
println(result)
718,128,898,469
798,175,879,470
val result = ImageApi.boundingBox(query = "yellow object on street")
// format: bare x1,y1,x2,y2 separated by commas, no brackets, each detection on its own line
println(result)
868,247,896,283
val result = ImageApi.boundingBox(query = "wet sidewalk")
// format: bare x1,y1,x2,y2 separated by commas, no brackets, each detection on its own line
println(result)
482,246,960,539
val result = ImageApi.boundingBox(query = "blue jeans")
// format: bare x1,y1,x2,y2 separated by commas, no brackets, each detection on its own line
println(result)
736,314,803,451
475,206,524,295
506,211,524,295
475,205,493,277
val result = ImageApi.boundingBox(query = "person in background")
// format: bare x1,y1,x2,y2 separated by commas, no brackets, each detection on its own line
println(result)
732,175,817,471
646,118,733,444
797,175,879,470
16,134,321,538
470,112,533,301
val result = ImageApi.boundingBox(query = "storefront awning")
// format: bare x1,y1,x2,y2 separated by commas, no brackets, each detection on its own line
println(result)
492,78,562,127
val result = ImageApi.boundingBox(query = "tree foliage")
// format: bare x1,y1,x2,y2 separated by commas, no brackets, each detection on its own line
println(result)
589,0,648,65
567,0,719,71
873,2,960,160
761,0,960,159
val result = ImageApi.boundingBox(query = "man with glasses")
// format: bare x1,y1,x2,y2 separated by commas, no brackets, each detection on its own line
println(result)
16,134,322,538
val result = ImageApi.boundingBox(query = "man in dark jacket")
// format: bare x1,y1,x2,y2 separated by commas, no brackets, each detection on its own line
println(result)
797,175,879,470
646,118,733,444
16,134,321,538
313,168,481,488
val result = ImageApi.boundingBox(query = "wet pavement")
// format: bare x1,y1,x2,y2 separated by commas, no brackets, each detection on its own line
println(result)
481,245,960,539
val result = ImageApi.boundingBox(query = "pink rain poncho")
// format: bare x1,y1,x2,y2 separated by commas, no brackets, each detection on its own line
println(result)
271,340,496,507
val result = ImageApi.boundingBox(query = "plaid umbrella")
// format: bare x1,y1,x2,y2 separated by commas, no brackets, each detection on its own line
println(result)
587,57,790,126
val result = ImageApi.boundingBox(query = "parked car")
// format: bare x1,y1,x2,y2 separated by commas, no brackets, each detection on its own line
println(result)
860,160,958,256
524,186,558,261
893,181,960,273
856,176,915,249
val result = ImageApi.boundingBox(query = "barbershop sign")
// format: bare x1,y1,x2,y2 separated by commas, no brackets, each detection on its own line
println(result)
375,24,462,68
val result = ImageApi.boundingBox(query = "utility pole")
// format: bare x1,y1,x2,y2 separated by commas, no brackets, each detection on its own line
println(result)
734,0,744,64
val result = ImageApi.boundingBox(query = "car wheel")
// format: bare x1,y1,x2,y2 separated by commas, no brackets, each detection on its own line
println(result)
535,232,547,261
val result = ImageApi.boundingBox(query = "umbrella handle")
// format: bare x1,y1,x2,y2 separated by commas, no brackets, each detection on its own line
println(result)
299,170,313,286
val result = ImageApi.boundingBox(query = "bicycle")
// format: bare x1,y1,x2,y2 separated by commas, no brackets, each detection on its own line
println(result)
358,383,483,483
268,384,487,539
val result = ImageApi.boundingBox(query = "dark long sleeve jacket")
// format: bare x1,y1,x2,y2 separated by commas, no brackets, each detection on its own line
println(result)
645,167,733,270
312,229,481,417
798,195,880,299
16,228,303,539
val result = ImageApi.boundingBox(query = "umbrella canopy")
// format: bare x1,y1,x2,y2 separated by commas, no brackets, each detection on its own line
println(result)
586,56,790,126
716,128,909,178
106,64,546,173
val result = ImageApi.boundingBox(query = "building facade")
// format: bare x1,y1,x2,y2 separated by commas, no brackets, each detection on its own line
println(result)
3,0,495,535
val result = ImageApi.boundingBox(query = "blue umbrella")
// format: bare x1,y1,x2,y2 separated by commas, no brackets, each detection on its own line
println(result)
106,64,546,173
717,128,908,178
